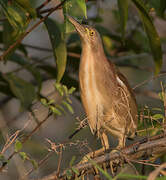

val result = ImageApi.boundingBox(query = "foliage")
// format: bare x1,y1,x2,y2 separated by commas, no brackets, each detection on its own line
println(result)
0,0,164,107
0,0,166,179
41,83,75,115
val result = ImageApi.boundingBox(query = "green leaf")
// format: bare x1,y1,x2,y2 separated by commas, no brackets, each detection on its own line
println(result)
152,114,164,120
62,85,68,95
15,0,37,18
44,18,67,83
50,106,62,115
66,169,73,179
68,87,76,94
15,140,22,152
117,0,129,41
0,73,14,96
30,159,38,169
0,0,30,36
66,97,72,104
62,100,74,114
158,92,165,101
2,20,19,59
9,53,42,91
3,73,36,109
149,0,166,18
19,152,28,161
0,154,8,165
0,154,6,162
132,0,162,74
69,156,76,166
40,98,48,106
63,0,87,33
116,173,147,179
71,167,79,175
54,83,64,96
48,99,55,105
56,104,66,114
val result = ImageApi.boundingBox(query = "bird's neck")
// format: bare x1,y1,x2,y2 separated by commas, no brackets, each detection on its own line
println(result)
81,42,107,63
80,41,117,88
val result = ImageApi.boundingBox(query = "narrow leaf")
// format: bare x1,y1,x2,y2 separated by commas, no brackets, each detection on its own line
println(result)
15,0,37,18
15,140,22,152
30,159,38,169
44,18,67,83
9,53,42,91
152,114,164,120
132,0,162,74
0,0,30,35
3,73,36,109
50,106,62,115
117,0,129,41
19,152,28,161
62,100,74,114
63,0,87,33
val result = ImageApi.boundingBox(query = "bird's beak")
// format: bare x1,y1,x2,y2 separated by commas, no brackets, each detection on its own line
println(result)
67,15,86,37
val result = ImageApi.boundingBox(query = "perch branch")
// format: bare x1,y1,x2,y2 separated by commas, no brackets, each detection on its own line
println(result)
35,133,166,180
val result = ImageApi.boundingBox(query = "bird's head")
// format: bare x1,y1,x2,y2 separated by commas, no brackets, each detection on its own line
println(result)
67,15,102,50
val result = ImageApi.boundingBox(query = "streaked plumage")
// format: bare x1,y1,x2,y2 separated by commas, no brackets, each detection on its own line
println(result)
68,16,138,151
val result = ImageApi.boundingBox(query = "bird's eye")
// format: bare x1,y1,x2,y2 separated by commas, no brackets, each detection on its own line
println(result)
90,30,95,36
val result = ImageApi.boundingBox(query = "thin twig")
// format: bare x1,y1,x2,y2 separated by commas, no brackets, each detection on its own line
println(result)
39,7,61,14
22,151,54,179
56,145,63,176
0,111,52,172
36,0,52,11
33,133,166,180
133,72,166,90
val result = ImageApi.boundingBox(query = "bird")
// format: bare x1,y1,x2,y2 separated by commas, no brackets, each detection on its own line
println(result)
68,16,138,158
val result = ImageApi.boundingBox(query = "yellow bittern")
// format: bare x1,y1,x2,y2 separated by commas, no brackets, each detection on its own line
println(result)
68,16,138,157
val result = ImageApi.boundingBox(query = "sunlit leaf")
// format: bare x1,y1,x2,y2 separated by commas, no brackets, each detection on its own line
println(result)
15,0,36,18
44,18,67,83
19,152,28,161
132,0,162,74
149,0,166,18
152,114,164,120
68,87,76,94
15,140,22,152
62,100,74,114
118,0,129,41
0,0,30,35
63,0,87,33
50,106,62,115
40,98,48,107
30,159,38,169
54,83,64,96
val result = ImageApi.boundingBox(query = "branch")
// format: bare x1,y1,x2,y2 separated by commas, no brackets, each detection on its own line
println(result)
35,133,166,180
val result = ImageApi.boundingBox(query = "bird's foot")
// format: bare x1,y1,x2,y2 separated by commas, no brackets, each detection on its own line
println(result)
79,148,105,164
109,149,124,175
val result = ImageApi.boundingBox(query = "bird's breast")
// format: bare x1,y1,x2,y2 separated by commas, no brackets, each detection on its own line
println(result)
79,52,106,133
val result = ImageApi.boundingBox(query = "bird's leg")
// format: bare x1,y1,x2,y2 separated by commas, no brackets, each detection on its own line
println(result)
80,132,109,163
116,133,126,149
109,134,126,175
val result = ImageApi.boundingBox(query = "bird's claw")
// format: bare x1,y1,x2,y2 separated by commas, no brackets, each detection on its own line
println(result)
109,149,123,175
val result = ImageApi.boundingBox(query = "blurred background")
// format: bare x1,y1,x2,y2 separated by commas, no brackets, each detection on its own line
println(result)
0,0,166,179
